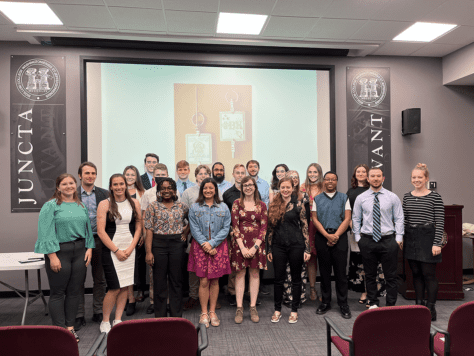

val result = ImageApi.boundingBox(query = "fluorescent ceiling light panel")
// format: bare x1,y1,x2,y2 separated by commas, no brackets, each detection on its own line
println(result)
393,22,457,42
0,2,63,25
217,12,267,35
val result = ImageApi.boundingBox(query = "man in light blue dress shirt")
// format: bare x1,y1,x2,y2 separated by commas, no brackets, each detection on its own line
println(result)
246,160,270,208
212,162,232,194
352,167,404,308
176,160,196,195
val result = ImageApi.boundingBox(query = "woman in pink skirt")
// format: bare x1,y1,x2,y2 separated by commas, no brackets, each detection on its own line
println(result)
188,178,231,328
231,176,268,324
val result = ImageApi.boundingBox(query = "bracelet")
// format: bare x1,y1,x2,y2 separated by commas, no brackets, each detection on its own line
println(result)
113,248,119,253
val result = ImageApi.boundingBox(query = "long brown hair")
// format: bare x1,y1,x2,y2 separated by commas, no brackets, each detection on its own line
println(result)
123,165,145,196
108,174,138,221
303,163,323,195
196,178,222,205
350,164,370,189
239,176,261,208
268,177,294,226
50,173,83,206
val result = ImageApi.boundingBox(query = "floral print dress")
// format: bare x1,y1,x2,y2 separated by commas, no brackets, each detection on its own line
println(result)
230,200,268,271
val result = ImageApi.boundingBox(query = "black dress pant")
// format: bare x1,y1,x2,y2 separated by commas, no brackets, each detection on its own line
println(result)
45,238,87,328
135,243,147,293
272,243,305,312
358,234,398,306
315,231,349,306
152,234,186,317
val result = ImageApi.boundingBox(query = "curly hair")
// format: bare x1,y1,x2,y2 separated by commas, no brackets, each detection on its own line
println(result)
155,177,178,202
271,164,289,190
350,164,370,189
268,177,294,227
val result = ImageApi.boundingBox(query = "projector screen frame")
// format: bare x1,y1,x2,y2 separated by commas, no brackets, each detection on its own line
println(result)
79,55,336,172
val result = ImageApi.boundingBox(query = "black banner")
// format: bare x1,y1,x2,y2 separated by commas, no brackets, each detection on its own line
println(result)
346,67,391,190
11,56,67,213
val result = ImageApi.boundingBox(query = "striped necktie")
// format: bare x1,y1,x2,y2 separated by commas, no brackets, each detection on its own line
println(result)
373,192,381,242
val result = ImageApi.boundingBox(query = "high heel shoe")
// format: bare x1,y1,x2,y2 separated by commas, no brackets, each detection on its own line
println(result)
199,313,210,328
209,311,220,327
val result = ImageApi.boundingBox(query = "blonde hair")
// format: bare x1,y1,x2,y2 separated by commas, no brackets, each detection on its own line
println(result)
413,163,429,179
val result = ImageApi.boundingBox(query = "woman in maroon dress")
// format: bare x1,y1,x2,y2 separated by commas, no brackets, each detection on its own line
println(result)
230,176,268,324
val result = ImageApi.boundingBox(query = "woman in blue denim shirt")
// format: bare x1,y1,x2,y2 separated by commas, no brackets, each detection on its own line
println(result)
188,178,232,328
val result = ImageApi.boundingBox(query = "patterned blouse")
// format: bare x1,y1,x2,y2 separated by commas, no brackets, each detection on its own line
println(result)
144,201,188,235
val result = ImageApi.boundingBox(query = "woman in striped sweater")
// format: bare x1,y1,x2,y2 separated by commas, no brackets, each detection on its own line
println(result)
402,163,444,321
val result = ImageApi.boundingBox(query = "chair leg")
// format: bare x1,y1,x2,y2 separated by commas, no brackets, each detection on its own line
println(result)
326,322,332,356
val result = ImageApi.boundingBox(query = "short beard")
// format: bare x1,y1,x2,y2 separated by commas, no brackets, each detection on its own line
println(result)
213,174,225,184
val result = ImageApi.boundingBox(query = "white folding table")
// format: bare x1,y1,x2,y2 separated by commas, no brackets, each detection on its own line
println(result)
0,252,48,325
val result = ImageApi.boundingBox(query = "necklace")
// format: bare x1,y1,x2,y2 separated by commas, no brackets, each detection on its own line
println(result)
127,184,136,190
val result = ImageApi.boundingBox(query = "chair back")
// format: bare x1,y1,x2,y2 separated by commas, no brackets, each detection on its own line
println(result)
351,305,432,356
447,301,474,355
107,317,198,356
0,325,79,356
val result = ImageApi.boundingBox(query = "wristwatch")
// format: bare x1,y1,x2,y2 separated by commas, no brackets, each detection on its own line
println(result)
254,244,259,250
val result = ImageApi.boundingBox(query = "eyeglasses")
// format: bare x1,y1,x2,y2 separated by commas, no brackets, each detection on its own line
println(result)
242,184,255,188
324,178,338,182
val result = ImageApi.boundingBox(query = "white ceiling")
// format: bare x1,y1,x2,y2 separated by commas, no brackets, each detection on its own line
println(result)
1,0,474,57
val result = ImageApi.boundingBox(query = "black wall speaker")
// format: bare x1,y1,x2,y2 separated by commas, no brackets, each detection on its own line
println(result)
402,108,421,136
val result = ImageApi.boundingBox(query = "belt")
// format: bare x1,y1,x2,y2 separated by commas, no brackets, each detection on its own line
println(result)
326,228,338,234
60,237,85,244
361,233,395,240
407,223,434,229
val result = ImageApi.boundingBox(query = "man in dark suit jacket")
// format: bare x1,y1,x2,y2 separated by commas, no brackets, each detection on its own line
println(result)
141,153,159,190
75,162,109,330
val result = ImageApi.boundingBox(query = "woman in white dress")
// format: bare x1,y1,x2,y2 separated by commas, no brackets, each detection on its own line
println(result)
97,174,142,333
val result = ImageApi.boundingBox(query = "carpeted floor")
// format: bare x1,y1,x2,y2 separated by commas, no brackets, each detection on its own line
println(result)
1,280,473,355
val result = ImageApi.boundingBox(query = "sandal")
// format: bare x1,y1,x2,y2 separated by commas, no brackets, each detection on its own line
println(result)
271,311,282,323
209,311,220,327
199,313,210,328
289,312,298,324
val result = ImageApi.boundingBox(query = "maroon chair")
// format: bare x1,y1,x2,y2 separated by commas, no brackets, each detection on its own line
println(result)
432,301,474,356
325,305,433,356
100,317,208,356
0,325,79,356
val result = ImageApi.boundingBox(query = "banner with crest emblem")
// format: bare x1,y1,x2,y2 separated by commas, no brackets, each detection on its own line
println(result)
346,67,391,190
10,56,66,213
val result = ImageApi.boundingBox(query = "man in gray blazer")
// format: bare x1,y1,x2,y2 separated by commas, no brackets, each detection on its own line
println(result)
75,162,109,330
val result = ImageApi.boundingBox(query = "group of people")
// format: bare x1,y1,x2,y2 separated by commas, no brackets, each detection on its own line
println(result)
35,152,444,341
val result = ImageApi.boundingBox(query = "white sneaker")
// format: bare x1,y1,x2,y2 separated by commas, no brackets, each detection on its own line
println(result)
368,305,379,310
99,321,111,333
112,320,122,327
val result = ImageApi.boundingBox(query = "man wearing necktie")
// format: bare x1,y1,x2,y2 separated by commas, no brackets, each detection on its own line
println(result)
352,167,404,308
176,160,196,195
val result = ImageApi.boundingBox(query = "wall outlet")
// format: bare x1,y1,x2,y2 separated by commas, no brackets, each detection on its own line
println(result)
429,181,437,189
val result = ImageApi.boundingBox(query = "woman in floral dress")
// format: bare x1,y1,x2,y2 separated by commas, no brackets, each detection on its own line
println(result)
230,176,268,324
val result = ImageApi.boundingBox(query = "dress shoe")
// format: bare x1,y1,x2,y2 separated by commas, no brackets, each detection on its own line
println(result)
146,304,154,314
340,305,352,319
316,303,331,315
183,297,199,311
227,294,237,306
74,317,86,331
426,302,437,321
126,302,136,316
259,284,271,296
92,313,103,323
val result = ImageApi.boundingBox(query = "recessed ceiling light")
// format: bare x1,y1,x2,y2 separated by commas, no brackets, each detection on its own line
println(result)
217,12,267,35
393,22,457,42
0,2,63,25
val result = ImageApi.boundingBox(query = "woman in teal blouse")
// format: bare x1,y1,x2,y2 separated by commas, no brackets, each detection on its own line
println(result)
35,173,95,342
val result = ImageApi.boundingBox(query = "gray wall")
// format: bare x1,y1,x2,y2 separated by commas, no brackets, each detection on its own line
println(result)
1,41,473,292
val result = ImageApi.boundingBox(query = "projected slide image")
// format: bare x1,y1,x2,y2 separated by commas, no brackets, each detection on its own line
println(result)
174,83,252,172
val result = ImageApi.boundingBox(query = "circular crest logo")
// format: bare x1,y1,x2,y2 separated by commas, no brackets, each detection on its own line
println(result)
351,71,386,108
16,58,60,101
